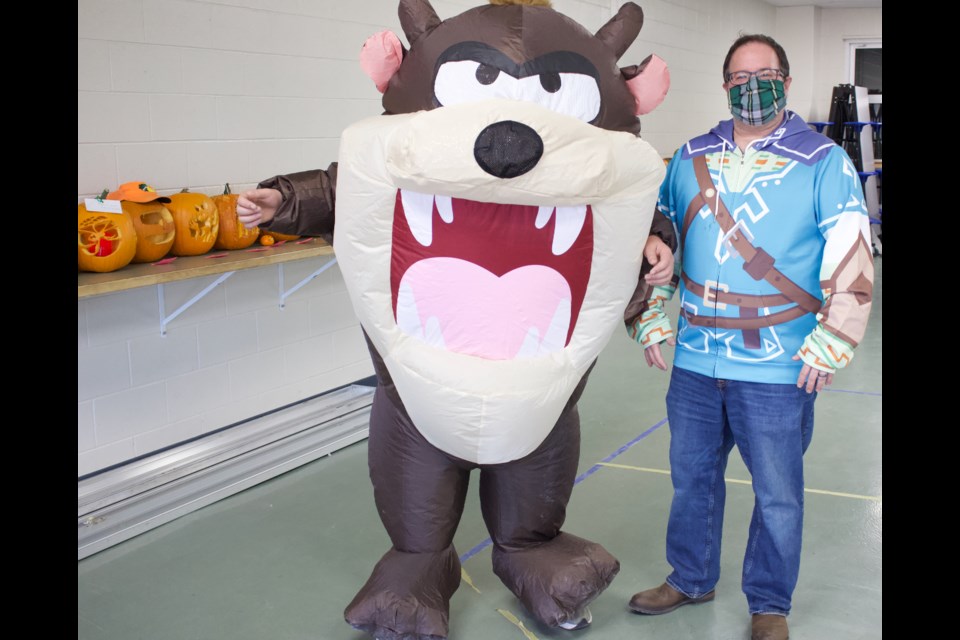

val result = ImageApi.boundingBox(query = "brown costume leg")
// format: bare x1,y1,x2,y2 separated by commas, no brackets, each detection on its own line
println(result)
344,384,469,640
479,365,620,628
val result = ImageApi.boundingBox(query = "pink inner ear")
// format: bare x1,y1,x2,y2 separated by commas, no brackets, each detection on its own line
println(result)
626,55,670,115
360,30,404,94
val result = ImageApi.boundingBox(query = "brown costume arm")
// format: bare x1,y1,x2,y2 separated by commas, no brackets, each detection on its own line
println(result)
646,208,677,253
625,209,679,330
257,164,338,245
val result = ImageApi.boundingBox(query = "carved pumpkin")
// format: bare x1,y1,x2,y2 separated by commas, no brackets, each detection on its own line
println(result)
78,203,138,272
166,190,219,256
213,184,259,250
124,201,175,263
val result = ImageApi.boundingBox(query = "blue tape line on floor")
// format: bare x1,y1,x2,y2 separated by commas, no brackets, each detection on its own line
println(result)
822,388,882,397
573,417,668,484
459,417,669,564
460,538,494,564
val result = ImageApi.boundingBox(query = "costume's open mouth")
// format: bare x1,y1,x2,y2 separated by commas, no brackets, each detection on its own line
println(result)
391,189,593,360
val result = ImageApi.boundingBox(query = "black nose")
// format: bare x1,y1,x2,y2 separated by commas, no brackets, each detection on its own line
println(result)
474,121,544,179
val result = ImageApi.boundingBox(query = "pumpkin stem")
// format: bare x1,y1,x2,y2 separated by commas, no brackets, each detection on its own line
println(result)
180,187,190,193
97,188,109,202
224,183,231,195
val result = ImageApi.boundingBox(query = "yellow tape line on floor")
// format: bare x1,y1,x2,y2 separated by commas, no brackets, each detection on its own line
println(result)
496,609,540,640
597,462,881,502
461,568,482,594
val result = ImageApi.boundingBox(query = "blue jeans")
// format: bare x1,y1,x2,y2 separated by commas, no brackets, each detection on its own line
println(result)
664,366,816,616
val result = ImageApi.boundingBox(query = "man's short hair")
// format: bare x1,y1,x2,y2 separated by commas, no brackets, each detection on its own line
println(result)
722,34,790,80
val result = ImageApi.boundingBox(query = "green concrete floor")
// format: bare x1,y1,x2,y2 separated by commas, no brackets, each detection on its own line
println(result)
78,261,882,640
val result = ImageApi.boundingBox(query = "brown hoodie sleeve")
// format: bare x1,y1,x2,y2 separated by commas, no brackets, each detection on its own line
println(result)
646,208,677,252
257,163,338,245
624,209,679,329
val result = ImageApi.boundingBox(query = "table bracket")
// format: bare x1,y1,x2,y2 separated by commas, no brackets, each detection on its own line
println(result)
158,272,235,336
278,257,338,310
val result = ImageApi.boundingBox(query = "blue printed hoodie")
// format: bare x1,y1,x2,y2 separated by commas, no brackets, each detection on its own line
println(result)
627,111,874,383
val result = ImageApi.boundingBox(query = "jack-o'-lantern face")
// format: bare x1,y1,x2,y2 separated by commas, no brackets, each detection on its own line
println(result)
77,204,138,272
189,211,218,240
124,201,175,263
167,192,220,256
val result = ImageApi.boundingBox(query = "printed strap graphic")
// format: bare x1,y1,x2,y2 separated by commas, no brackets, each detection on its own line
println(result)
690,155,819,314
679,154,821,343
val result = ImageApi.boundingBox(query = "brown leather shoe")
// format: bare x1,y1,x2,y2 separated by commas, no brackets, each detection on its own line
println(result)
628,582,715,615
751,614,789,640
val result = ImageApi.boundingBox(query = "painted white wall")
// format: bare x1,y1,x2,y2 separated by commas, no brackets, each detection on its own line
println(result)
623,0,776,157
629,2,881,153
775,5,819,123
77,0,403,476
77,0,788,200
77,259,375,476
77,0,880,476
811,7,882,122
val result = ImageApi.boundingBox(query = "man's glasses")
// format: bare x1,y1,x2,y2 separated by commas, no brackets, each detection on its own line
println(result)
725,68,785,85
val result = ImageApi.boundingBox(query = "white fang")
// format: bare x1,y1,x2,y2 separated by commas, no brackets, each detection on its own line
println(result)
397,282,423,338
424,316,446,349
535,206,554,229
552,205,587,255
435,195,454,223
541,297,571,352
400,189,435,246
514,298,571,359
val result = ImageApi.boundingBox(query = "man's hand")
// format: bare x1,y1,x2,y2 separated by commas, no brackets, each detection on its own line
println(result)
793,355,833,394
643,235,674,286
644,337,676,371
237,188,282,229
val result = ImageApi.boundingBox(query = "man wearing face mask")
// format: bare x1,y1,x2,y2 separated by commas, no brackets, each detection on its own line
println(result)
622,34,874,640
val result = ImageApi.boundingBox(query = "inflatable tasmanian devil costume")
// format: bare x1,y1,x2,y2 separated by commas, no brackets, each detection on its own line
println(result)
253,0,671,637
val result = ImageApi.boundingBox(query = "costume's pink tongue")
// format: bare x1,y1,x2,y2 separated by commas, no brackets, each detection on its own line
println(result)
397,257,571,360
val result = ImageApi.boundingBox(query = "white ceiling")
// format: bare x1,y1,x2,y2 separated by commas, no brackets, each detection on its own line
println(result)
764,0,881,7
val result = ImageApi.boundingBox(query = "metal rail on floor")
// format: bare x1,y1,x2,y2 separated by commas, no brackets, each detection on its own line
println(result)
77,384,374,560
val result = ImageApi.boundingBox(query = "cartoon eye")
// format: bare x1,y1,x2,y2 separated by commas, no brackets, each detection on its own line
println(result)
434,60,600,123
435,60,517,107
518,72,600,122
539,72,561,93
476,63,500,85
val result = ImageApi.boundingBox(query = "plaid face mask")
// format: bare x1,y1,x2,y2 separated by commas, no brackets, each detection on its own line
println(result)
727,76,786,126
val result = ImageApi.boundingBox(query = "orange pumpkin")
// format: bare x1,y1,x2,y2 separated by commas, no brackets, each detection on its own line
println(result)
124,201,175,263
213,184,259,250
166,190,219,256
260,230,300,243
78,203,138,272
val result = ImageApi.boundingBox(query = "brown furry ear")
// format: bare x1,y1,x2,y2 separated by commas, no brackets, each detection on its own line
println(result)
399,0,442,45
595,2,644,60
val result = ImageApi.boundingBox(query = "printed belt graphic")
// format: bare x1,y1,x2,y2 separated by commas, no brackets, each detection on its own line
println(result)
679,155,821,347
